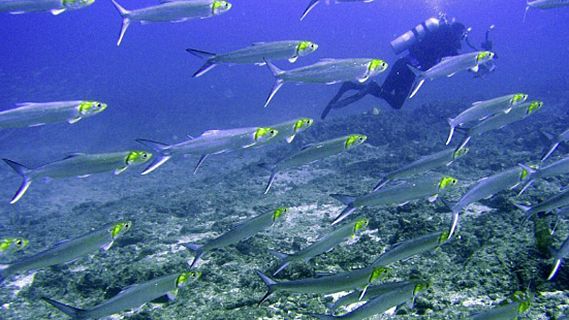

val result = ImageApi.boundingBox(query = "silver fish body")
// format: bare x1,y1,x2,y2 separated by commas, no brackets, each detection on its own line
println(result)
374,147,461,191
213,41,310,64
300,0,374,21
446,94,528,144
3,151,150,204
457,101,543,149
137,126,277,175
517,188,569,222
452,167,526,214
185,209,279,268
0,0,93,14
31,152,134,179
43,271,199,319
332,175,453,225
111,0,231,46
277,59,380,84
0,101,102,129
329,281,412,310
408,51,494,98
371,231,448,268
260,134,366,194
528,0,569,9
518,156,569,195
271,219,363,275
312,282,417,320
256,265,375,303
0,221,130,283
471,302,522,320
124,0,215,23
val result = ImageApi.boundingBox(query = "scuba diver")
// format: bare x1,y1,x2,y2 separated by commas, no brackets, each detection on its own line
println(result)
321,15,497,119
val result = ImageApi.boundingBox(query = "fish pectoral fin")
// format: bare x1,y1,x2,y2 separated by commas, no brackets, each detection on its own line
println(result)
427,195,438,203
28,123,46,127
470,65,479,72
170,18,190,23
288,55,299,63
397,201,410,207
357,75,370,83
76,174,91,179
114,167,128,175
67,117,82,124
504,107,512,114
100,241,114,251
166,290,178,301
9,11,26,14
254,62,267,66
447,72,457,78
445,161,453,166
51,9,66,15
285,135,296,143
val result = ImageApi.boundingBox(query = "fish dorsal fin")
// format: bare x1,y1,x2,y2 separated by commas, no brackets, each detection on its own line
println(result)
15,102,38,107
187,135,195,140
52,239,71,248
159,0,189,3
477,176,488,182
251,42,266,46
201,130,220,136
440,56,453,62
301,143,322,151
117,283,140,296
471,101,483,105
63,153,86,159
318,58,336,62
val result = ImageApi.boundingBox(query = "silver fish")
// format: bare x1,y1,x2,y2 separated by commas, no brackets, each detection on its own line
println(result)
43,271,201,319
0,0,94,15
263,58,388,108
184,207,288,269
300,0,375,21
256,265,389,304
518,157,569,195
331,175,458,225
270,217,369,276
547,233,569,280
310,281,429,320
408,51,495,98
515,188,569,223
450,166,529,216
455,100,544,150
111,0,232,46
371,231,451,268
0,221,131,284
471,291,532,319
136,126,278,175
446,93,528,145
541,128,569,161
259,134,367,194
524,0,569,22
3,151,151,204
0,101,107,129
373,146,469,191
186,40,318,77
328,281,412,310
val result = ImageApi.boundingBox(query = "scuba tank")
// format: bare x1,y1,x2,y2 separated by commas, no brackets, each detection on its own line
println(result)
390,17,441,54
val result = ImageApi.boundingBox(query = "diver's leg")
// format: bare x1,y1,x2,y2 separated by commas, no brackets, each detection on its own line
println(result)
378,57,416,109
321,81,367,119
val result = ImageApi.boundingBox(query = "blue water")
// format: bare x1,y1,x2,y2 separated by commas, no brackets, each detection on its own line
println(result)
1,0,569,319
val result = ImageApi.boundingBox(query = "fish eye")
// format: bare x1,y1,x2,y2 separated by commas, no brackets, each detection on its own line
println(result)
16,240,22,245
270,130,275,134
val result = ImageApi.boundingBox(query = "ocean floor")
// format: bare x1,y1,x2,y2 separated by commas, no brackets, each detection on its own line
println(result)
0,98,568,319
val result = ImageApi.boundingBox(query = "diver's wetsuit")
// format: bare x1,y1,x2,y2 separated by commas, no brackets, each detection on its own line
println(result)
321,20,466,119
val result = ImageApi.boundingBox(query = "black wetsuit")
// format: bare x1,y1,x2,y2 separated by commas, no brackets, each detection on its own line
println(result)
322,21,465,119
